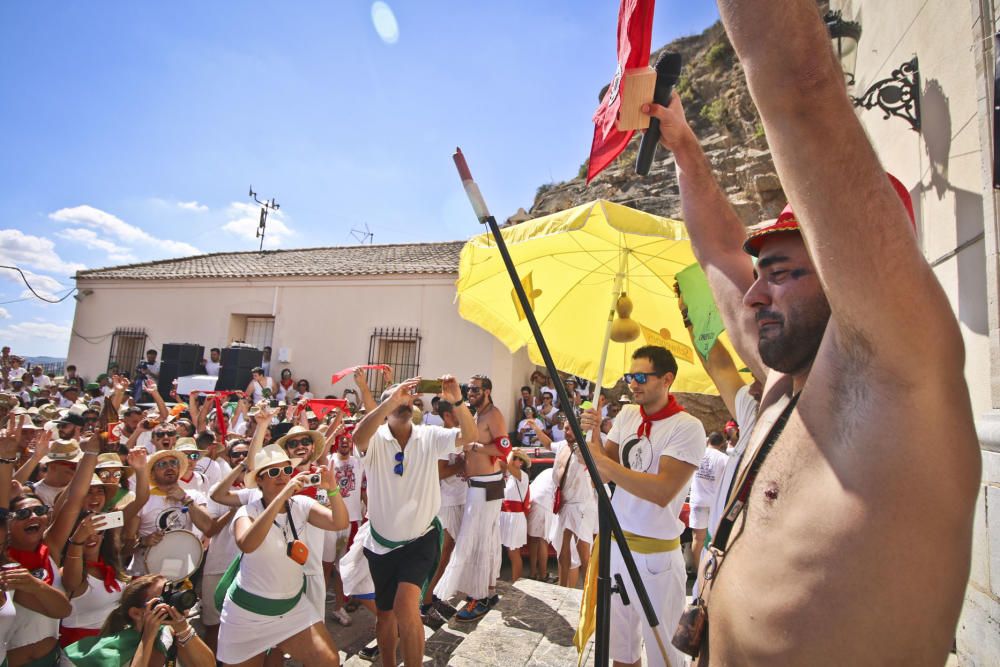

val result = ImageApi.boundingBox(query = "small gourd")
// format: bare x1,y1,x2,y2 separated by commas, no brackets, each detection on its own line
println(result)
610,293,640,342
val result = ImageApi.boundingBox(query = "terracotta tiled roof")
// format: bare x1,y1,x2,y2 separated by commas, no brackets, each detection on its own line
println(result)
74,241,465,281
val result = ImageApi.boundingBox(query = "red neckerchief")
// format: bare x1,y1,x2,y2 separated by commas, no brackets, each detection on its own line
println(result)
637,395,685,439
8,543,53,585
281,378,294,391
86,559,121,593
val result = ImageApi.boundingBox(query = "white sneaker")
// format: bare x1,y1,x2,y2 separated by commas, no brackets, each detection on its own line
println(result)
330,607,352,626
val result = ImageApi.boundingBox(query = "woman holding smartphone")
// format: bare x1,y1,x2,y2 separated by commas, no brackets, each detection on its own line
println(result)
216,444,348,666
58,507,128,647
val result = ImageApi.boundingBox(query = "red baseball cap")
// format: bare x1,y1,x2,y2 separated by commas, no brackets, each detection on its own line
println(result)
743,173,915,256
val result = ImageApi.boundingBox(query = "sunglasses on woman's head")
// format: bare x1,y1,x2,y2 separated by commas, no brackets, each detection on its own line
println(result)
12,505,49,521
623,372,665,385
258,465,294,479
394,451,404,476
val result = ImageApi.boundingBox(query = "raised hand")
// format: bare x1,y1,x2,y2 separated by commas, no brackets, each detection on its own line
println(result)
127,447,147,471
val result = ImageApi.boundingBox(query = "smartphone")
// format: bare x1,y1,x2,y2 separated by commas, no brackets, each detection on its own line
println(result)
96,511,124,531
415,379,442,395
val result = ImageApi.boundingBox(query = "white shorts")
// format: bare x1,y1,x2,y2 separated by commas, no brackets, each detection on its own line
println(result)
688,505,711,530
199,573,223,626
438,503,465,540
608,543,687,667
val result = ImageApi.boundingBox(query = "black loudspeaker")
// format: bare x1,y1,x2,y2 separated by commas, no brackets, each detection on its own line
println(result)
157,344,202,396
161,343,204,366
215,347,264,391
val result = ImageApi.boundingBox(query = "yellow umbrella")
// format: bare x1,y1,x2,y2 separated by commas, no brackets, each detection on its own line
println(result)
457,199,743,394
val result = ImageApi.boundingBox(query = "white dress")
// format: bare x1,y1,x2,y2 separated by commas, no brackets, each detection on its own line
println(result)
499,472,530,549
216,496,321,664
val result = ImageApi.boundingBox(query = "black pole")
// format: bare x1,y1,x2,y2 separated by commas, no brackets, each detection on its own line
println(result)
478,211,662,662
455,147,665,665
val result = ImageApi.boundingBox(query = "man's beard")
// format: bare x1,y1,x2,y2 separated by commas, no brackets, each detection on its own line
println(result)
391,404,413,420
757,296,831,375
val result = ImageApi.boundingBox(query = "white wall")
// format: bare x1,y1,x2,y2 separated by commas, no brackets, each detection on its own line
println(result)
68,273,531,424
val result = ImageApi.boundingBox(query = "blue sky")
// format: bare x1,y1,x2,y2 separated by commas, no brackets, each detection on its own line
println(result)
0,1,719,358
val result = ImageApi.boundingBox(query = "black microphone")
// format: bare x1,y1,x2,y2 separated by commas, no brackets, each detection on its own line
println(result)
635,52,683,176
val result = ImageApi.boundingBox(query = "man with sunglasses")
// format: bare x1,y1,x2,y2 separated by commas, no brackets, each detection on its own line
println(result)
351,375,475,667
579,345,706,667
128,448,213,576
434,374,510,621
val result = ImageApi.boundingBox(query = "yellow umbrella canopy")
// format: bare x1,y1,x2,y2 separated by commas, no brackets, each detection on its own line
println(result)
457,199,743,394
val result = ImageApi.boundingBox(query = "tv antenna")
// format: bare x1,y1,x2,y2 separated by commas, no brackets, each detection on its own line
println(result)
249,186,280,252
350,223,374,245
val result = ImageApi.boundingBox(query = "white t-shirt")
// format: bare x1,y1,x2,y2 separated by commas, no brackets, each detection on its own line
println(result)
709,385,759,535
232,486,323,576
31,374,52,389
551,441,594,505
234,496,312,598
31,480,65,507
422,412,444,427
332,453,364,522
196,457,229,491
136,489,208,537
689,447,729,508
607,404,706,540
361,423,458,554
518,418,544,446
529,467,555,511
204,360,221,376
249,378,275,403
179,471,209,496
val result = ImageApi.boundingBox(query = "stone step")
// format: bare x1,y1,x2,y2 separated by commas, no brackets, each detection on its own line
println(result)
340,578,593,667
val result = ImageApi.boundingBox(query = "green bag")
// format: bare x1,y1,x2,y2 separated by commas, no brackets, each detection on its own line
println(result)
214,554,241,612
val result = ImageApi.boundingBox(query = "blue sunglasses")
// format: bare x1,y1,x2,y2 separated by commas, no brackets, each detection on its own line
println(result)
623,372,665,385
394,451,404,476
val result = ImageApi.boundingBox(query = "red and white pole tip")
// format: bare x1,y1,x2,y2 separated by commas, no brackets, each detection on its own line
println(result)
453,147,492,223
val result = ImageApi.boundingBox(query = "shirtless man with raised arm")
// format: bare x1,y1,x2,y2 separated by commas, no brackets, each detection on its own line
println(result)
640,2,980,664
433,374,510,621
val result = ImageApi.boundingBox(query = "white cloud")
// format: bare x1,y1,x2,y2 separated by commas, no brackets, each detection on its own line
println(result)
0,308,9,320
178,201,208,212
49,205,201,256
0,321,71,344
221,202,295,248
0,229,86,277
371,2,400,44
57,228,136,264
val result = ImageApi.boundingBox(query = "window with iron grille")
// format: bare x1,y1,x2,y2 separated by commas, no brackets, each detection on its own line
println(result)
367,327,421,395
107,327,148,378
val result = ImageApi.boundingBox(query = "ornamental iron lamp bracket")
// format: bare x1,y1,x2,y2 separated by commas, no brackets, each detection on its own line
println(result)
851,57,921,132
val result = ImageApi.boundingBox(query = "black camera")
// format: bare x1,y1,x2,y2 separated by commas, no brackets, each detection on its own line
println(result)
157,582,197,614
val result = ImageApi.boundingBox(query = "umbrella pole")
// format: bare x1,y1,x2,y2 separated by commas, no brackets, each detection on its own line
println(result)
589,255,626,667
455,144,667,667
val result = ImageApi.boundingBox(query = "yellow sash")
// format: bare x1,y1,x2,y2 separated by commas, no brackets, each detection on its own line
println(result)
574,532,680,663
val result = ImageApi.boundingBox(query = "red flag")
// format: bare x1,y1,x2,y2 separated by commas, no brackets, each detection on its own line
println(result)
330,364,391,385
307,399,348,422
587,0,656,183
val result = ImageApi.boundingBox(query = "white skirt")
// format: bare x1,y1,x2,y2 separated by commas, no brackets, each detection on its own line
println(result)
216,592,321,664
549,500,597,550
526,502,553,539
434,476,502,600
438,503,465,540
499,510,528,549
339,522,375,598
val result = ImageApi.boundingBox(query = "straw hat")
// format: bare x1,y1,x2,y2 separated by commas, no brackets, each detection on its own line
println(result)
510,449,532,468
174,439,206,459
95,453,133,478
273,425,324,464
37,404,60,421
40,439,83,464
0,394,17,410
245,444,300,489
147,449,189,478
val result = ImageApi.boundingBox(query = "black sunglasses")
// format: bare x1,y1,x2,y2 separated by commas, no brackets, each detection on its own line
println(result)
258,465,294,479
623,372,665,385
12,505,50,521
466,387,483,394
153,431,175,438
285,437,312,448
228,450,248,460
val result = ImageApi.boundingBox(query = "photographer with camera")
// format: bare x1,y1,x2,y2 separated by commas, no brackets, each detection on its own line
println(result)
351,375,476,667
63,574,214,667
215,444,346,666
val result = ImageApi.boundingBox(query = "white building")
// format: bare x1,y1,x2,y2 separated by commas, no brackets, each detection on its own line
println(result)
69,241,533,421
831,0,1000,662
